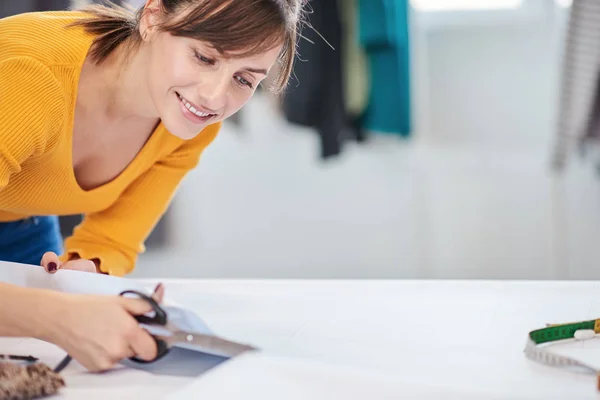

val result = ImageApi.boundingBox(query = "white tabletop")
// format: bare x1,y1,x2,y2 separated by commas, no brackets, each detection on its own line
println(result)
3,279,600,399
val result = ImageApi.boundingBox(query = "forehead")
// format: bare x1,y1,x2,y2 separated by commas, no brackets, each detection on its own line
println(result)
223,43,284,65
171,35,283,68
158,0,288,64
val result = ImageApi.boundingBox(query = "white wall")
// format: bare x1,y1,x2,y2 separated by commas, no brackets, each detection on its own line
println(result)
419,2,568,147
131,3,597,280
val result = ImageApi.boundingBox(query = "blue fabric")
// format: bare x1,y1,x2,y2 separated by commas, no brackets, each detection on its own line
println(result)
365,49,411,136
359,0,394,46
0,216,63,266
358,0,412,136
358,0,408,47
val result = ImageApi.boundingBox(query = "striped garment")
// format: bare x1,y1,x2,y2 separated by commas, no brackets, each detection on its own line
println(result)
553,0,600,171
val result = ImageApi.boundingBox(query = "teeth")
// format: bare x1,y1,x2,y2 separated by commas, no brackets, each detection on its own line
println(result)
178,93,212,118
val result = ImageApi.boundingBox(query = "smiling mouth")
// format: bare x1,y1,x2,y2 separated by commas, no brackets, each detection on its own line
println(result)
176,92,217,121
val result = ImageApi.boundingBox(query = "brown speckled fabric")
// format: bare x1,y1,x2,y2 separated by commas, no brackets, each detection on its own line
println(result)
0,362,65,399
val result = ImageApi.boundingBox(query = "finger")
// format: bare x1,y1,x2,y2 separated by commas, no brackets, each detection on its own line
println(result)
111,344,136,364
40,252,61,274
74,352,115,373
129,328,158,362
152,283,164,303
118,297,156,316
90,357,117,373
61,259,97,273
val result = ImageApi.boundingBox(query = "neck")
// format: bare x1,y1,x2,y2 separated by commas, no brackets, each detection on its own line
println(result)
85,41,158,123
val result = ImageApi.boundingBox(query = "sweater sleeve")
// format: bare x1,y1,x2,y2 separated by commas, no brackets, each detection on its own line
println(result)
0,57,65,188
61,123,221,276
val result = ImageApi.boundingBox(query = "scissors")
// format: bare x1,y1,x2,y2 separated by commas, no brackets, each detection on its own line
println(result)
53,289,256,373
119,290,257,363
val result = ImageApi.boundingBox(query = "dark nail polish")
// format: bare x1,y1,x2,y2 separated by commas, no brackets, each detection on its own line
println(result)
48,262,57,272
154,283,163,292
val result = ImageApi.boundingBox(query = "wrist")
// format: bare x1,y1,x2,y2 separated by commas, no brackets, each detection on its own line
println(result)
25,290,70,343
0,284,65,341
91,258,105,274
69,253,104,274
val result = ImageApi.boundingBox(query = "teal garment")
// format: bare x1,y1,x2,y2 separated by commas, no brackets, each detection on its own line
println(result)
358,0,411,136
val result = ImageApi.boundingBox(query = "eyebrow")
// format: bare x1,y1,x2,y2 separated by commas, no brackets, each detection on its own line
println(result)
243,67,268,76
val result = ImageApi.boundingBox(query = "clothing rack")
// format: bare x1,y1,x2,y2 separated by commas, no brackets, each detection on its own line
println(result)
280,0,412,160
552,0,600,173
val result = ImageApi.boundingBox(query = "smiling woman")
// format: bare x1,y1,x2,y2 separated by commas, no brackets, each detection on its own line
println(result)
71,0,300,140
0,0,305,275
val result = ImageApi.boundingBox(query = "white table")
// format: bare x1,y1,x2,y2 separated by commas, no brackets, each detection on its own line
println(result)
3,279,600,399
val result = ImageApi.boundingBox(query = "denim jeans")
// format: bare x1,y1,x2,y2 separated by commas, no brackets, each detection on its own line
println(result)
0,216,63,266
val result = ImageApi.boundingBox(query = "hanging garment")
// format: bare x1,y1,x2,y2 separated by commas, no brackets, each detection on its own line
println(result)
552,0,600,171
281,0,347,159
340,0,369,118
340,0,370,142
358,0,411,136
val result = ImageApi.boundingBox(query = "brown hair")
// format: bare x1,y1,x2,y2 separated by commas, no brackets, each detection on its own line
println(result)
69,0,304,93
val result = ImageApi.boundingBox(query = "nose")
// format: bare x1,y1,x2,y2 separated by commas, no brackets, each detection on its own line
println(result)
196,70,229,112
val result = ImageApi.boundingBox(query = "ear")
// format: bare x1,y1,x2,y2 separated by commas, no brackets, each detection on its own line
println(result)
139,0,162,41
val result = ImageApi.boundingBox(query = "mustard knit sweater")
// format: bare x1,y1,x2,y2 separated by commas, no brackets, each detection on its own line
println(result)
0,11,220,275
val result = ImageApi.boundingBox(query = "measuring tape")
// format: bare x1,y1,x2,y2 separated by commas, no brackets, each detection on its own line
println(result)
525,318,600,390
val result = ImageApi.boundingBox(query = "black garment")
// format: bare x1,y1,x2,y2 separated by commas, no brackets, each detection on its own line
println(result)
0,0,70,18
281,0,347,159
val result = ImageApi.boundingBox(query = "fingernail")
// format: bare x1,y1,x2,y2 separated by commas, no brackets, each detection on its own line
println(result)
154,283,163,293
48,262,57,272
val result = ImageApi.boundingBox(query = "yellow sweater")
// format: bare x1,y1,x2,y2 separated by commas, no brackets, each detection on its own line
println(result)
0,11,220,276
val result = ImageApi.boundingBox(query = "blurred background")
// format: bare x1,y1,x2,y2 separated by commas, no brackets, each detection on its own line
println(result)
4,0,600,280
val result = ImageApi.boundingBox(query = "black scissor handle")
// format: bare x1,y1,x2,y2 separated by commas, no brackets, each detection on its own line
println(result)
129,337,170,364
119,290,167,325
119,290,170,363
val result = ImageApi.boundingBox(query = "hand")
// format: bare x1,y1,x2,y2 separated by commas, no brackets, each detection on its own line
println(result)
41,252,98,274
43,284,165,372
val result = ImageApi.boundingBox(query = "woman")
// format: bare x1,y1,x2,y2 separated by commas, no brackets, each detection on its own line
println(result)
0,282,165,372
0,0,303,275
0,0,304,371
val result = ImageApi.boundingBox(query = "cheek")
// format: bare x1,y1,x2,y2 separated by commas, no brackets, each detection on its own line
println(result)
225,91,255,117
151,41,196,93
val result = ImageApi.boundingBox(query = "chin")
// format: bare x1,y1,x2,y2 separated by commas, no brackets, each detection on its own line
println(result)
159,113,206,140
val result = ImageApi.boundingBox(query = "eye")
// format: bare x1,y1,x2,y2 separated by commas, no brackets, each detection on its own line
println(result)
194,51,214,65
235,76,254,89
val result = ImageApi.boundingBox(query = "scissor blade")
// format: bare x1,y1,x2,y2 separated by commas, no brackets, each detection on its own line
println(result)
163,332,257,358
